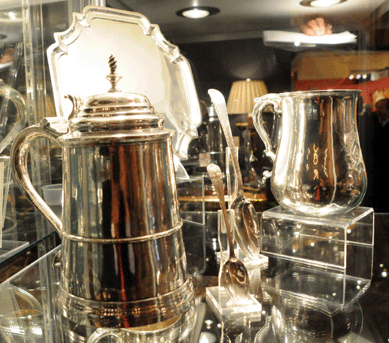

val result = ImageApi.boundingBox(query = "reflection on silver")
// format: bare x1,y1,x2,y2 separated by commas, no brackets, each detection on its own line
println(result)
270,294,363,343
11,57,194,339
85,303,196,343
253,90,367,216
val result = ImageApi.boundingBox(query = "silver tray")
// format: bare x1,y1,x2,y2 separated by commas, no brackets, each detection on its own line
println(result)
47,6,201,160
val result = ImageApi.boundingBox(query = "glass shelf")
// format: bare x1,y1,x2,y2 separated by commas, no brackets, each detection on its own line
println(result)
0,212,388,342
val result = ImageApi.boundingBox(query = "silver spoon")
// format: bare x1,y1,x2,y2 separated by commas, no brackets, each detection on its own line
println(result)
207,163,251,305
208,89,261,260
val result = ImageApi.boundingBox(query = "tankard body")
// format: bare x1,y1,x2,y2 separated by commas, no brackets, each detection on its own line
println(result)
59,133,186,303
253,90,367,216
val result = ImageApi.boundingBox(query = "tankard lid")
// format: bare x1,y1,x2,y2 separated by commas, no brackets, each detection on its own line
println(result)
66,55,166,133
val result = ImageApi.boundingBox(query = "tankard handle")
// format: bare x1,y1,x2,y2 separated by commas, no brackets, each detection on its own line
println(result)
252,94,282,180
0,79,27,154
11,118,66,235
87,329,124,343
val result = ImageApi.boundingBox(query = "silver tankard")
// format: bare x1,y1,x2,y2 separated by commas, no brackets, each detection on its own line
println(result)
11,57,194,341
253,90,367,216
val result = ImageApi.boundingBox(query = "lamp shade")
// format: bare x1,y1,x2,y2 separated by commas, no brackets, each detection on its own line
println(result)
226,79,268,114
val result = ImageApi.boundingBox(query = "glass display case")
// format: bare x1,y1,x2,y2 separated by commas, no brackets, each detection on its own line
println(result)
0,0,104,272
1,0,389,342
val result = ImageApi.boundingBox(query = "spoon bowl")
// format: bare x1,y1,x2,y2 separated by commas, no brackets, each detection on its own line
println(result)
220,257,251,304
232,195,261,255
207,163,251,305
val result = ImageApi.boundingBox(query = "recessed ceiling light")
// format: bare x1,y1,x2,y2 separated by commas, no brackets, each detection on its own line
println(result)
300,0,346,7
8,11,17,20
176,6,220,19
183,8,209,19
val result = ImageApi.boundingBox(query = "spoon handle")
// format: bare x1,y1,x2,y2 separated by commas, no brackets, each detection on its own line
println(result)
208,89,244,197
207,163,236,257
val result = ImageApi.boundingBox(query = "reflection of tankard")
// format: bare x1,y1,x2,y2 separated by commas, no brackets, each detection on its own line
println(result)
253,90,367,216
271,295,363,343
11,57,194,340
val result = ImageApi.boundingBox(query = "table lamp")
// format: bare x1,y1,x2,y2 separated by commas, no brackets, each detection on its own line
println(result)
226,79,268,115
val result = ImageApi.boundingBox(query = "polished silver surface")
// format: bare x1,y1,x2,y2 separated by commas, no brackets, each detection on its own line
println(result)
253,90,367,216
208,89,260,260
207,163,251,305
47,6,201,160
11,57,193,331
84,290,196,343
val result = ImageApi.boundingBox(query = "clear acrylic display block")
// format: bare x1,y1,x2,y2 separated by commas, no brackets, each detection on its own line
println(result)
263,259,370,315
177,176,206,275
177,175,205,213
216,250,269,269
206,286,262,322
260,206,374,313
